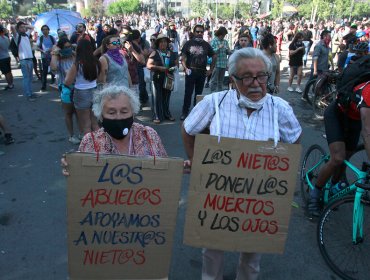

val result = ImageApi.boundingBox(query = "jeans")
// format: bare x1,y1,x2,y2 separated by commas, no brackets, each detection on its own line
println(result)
19,59,33,97
303,41,311,66
210,67,226,92
182,69,207,114
137,65,149,104
41,58,55,88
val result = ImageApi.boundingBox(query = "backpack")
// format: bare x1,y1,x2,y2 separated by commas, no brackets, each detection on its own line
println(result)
336,54,370,108
9,34,25,58
38,35,56,50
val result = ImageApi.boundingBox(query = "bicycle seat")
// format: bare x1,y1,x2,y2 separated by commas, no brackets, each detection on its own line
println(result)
355,182,370,191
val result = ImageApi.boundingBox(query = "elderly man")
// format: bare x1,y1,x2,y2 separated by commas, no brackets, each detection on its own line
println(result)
182,48,302,280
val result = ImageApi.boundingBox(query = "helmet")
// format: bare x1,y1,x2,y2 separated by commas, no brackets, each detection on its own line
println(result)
356,30,366,38
353,42,369,52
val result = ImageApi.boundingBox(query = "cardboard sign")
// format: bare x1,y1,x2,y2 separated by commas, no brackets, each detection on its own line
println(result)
184,135,301,254
66,153,183,279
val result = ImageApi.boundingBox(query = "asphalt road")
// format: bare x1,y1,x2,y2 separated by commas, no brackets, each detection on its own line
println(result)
0,52,344,280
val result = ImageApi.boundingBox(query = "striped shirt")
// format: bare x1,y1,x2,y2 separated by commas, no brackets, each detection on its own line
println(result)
210,37,229,68
184,89,301,144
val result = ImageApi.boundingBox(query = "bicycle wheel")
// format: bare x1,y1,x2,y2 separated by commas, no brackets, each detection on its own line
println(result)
312,88,336,120
303,78,316,105
317,196,370,280
300,144,326,205
346,144,366,185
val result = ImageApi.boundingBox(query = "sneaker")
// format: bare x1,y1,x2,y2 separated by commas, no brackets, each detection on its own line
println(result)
306,188,322,218
40,87,46,92
296,87,303,93
287,86,294,92
30,93,41,98
4,85,14,90
68,135,81,145
4,134,14,145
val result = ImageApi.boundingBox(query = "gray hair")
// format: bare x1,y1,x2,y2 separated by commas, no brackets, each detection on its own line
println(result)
228,48,272,77
92,85,140,121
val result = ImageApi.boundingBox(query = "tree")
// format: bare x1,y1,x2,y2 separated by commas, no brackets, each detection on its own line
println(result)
190,0,208,18
31,0,51,15
107,0,140,15
0,0,12,19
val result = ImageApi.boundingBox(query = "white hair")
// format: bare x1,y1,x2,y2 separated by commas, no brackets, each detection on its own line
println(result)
92,85,140,121
228,48,272,77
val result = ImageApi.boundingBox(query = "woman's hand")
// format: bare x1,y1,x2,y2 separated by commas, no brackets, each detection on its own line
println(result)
183,160,192,174
61,154,69,176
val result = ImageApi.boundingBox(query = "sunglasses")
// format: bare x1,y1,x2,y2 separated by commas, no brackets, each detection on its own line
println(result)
42,28,49,31
109,41,121,46
150,39,156,41
195,30,204,34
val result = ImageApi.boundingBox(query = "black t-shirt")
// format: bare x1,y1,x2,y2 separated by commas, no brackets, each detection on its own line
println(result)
289,41,305,66
181,39,214,70
302,30,313,41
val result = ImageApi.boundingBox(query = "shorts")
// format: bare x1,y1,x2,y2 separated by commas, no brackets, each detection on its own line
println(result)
73,88,95,109
324,101,362,151
0,57,11,75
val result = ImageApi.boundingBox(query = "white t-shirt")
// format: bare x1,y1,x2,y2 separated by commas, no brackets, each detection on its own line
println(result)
15,31,33,60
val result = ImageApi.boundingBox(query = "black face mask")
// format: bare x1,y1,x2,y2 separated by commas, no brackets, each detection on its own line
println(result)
102,116,134,140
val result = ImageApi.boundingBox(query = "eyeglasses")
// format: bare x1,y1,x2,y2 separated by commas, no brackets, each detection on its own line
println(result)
233,73,269,85
109,41,121,46
195,30,204,34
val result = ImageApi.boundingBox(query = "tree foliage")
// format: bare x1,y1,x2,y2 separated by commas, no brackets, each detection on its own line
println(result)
189,0,208,18
0,0,12,19
272,0,370,20
31,0,52,15
107,0,140,16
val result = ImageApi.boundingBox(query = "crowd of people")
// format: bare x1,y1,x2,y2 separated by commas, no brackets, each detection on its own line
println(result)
1,11,370,279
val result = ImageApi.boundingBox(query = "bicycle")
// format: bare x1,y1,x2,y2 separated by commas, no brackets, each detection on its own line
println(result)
300,144,370,280
312,70,340,120
302,77,317,105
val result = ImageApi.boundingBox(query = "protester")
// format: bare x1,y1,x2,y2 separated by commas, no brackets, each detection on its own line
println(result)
37,25,56,91
64,39,100,136
70,23,96,50
120,31,145,98
250,21,259,48
234,32,253,50
182,47,301,280
50,37,80,145
287,32,305,93
301,24,313,67
10,21,38,101
98,35,131,88
311,30,331,78
0,25,14,90
147,34,178,124
209,26,230,92
180,24,216,120
61,85,167,175
261,33,280,94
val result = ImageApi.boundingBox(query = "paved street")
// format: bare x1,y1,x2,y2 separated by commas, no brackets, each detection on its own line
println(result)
0,48,343,280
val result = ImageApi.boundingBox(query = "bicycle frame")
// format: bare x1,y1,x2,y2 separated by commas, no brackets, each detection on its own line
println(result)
306,155,368,243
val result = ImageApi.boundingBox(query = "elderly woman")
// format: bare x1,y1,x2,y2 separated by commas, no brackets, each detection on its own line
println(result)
97,35,131,87
147,34,178,124
61,85,167,175
50,37,80,144
79,85,166,156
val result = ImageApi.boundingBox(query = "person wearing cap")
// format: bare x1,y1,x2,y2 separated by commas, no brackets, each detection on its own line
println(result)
121,30,145,99
0,25,14,90
343,24,358,49
209,26,230,92
147,33,178,124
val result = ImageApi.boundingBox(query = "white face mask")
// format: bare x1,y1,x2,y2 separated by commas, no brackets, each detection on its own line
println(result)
234,81,268,110
238,94,268,110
